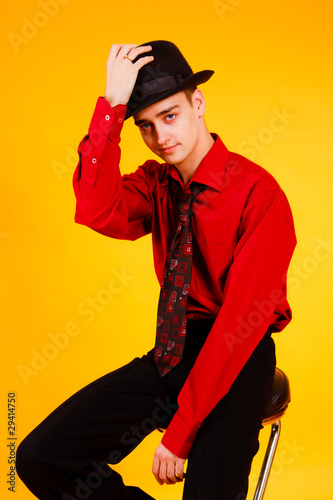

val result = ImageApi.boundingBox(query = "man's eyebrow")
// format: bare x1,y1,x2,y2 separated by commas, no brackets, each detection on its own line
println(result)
134,105,180,126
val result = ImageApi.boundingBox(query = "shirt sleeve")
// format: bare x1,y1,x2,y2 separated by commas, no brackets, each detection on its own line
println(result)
73,97,153,241
161,187,297,458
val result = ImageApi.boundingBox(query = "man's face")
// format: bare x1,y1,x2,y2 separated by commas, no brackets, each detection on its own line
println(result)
133,90,204,167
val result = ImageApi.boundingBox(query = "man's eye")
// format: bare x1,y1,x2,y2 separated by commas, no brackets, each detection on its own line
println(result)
140,123,151,131
166,114,176,121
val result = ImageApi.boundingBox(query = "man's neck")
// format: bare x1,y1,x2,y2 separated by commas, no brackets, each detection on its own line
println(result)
175,129,215,186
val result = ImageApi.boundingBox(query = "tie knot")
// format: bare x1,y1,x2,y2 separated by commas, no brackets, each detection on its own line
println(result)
168,175,205,213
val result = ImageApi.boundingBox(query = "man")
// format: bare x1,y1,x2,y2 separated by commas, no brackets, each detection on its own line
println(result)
16,41,296,499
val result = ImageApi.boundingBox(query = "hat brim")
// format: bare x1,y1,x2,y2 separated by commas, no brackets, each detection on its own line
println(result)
125,70,214,120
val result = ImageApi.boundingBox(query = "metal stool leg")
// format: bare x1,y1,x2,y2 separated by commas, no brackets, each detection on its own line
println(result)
253,420,281,500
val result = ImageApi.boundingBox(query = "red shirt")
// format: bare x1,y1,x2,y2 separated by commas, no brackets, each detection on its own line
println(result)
73,97,297,459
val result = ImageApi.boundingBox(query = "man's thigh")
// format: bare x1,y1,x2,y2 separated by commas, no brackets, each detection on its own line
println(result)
17,356,172,474
183,333,276,500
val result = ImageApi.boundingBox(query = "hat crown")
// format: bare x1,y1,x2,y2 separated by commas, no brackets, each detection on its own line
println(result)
125,40,214,119
133,40,193,87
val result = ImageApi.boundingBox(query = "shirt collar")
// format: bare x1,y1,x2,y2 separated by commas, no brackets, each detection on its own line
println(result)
160,134,230,193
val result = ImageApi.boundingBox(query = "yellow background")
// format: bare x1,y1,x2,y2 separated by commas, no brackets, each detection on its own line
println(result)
1,0,333,498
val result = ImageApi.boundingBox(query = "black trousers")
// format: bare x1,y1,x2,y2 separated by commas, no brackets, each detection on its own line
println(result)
16,319,276,500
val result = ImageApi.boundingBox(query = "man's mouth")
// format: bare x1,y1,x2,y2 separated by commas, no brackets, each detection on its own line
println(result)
159,145,178,154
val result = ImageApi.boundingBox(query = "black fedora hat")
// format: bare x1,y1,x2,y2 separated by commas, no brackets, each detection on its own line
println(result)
125,40,214,119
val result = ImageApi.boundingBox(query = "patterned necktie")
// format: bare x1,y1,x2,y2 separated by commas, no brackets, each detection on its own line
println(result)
154,176,205,376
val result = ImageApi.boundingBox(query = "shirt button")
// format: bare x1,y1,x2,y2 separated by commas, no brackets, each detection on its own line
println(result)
118,118,123,123
105,114,110,121
91,157,97,164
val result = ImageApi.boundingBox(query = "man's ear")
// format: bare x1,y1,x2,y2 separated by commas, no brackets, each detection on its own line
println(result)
193,88,206,117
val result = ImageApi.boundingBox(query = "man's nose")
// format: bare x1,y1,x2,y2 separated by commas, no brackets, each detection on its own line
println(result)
155,125,171,145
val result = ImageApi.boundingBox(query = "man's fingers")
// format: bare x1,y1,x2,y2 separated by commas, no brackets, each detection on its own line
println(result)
106,44,153,71
152,456,163,485
125,44,153,62
134,54,154,70
107,43,137,63
153,457,173,485
152,456,177,485
104,43,153,106
161,461,175,485
117,43,138,59
175,460,185,480
107,43,121,60
152,443,185,485
109,43,152,62
166,461,179,484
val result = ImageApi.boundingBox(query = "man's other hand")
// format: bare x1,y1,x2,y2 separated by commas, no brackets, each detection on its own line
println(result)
104,44,154,108
152,443,186,485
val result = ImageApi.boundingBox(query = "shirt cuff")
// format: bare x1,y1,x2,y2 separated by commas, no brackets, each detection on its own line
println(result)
89,97,127,139
161,410,200,459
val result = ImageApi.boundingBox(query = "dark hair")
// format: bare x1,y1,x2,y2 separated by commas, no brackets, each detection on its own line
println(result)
183,86,198,106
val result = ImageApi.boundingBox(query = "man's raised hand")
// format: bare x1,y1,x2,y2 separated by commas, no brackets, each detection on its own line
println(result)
104,44,153,108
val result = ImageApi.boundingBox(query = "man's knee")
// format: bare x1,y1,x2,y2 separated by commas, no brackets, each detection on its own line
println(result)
16,430,48,490
16,435,34,485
